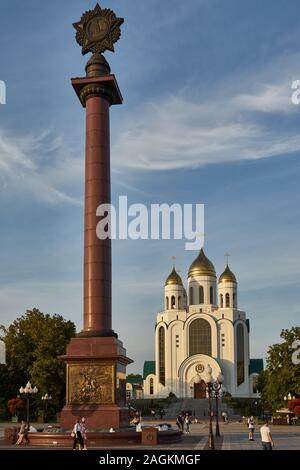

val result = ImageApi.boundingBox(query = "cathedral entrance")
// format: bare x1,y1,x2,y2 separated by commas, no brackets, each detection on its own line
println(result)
194,380,206,399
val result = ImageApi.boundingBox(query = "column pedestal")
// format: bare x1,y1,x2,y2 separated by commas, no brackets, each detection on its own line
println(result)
60,336,132,429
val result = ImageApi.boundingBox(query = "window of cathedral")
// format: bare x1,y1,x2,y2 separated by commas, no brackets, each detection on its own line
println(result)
220,294,224,308
171,296,175,309
149,378,154,395
252,375,258,394
189,286,194,305
166,297,169,310
159,327,166,385
189,319,212,356
225,293,230,308
210,286,214,304
233,293,236,308
199,286,204,304
178,296,181,309
237,324,245,386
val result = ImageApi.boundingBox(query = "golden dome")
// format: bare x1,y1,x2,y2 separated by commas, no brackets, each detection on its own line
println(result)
219,264,237,283
188,248,216,278
165,267,183,286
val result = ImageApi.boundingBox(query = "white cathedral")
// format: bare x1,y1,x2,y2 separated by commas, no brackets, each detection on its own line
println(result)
143,248,263,399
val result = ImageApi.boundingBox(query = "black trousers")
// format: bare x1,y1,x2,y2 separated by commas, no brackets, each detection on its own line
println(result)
73,431,84,450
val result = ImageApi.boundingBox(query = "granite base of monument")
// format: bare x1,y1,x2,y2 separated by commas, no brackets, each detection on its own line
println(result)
59,335,132,429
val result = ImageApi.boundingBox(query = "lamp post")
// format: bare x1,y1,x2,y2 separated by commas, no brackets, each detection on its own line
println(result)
41,393,52,422
211,373,224,437
19,382,38,426
203,365,215,450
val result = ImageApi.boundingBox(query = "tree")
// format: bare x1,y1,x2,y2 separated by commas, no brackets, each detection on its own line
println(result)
288,399,300,415
0,308,76,417
257,327,300,412
7,397,25,418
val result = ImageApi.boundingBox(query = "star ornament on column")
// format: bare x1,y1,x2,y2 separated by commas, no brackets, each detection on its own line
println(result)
73,3,124,55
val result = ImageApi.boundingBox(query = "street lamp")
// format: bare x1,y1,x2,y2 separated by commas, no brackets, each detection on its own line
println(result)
41,393,52,422
203,365,215,450
211,373,224,437
19,381,38,426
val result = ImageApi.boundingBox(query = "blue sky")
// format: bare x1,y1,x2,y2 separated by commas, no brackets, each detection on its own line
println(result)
0,0,300,373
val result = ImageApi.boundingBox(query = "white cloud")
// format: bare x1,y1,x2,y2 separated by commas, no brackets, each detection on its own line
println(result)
112,54,300,171
0,130,83,206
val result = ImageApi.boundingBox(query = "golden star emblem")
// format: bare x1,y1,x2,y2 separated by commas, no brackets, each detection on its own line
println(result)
73,3,124,55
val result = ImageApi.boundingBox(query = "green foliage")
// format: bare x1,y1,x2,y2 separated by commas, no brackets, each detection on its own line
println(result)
0,308,75,417
257,327,300,412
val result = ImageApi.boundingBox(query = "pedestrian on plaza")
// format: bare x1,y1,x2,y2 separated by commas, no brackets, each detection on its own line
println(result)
81,417,88,450
222,411,226,423
184,413,191,434
134,412,142,432
16,421,29,446
72,417,84,450
260,420,274,450
159,409,165,420
150,409,156,420
248,415,255,441
176,413,184,431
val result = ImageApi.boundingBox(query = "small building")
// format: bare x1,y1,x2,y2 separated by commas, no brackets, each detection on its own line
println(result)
126,375,144,401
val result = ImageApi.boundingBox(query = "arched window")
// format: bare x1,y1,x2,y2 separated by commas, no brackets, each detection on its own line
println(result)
199,286,204,304
171,296,175,309
220,294,224,308
233,293,236,308
225,293,230,308
149,378,154,395
237,324,245,386
166,297,169,310
189,319,212,356
189,286,194,305
158,327,166,385
178,296,181,309
209,286,214,304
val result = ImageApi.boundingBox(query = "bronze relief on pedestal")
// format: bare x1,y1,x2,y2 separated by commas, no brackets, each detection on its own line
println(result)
67,363,115,404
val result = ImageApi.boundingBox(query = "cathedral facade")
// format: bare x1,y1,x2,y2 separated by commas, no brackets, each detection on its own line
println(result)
143,249,263,398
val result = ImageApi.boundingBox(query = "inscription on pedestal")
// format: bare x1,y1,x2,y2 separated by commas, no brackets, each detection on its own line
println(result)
67,363,115,404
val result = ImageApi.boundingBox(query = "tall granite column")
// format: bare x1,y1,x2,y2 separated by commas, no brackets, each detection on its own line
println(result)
59,54,132,430
80,54,115,337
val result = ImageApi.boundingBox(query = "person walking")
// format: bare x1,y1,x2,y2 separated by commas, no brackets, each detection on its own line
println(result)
260,420,274,450
81,417,88,450
72,418,84,450
248,415,255,441
184,413,191,434
176,413,184,431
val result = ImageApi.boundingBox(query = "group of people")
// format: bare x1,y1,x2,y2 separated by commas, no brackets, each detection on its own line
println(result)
247,416,274,450
176,411,192,434
72,417,88,450
150,408,166,420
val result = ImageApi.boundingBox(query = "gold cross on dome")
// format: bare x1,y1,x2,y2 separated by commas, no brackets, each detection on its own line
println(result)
224,252,231,265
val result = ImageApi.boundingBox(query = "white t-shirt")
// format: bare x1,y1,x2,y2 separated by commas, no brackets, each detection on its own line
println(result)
248,418,255,429
260,425,271,442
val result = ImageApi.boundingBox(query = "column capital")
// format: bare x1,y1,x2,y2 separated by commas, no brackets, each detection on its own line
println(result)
71,74,123,107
